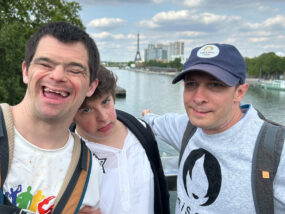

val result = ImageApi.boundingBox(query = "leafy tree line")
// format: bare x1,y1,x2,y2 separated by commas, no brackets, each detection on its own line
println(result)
143,58,183,71
0,0,83,105
245,52,285,79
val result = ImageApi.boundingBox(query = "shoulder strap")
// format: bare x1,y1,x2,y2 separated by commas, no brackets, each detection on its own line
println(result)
0,104,35,213
178,121,197,166
0,103,14,188
116,109,170,214
116,109,157,162
52,133,92,213
69,122,76,132
252,121,285,214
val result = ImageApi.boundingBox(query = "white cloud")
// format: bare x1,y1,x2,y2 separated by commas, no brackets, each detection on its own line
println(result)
277,35,285,39
184,0,204,7
177,31,205,37
264,15,285,28
243,15,285,33
152,10,189,22
257,5,269,12
153,0,167,3
113,34,137,40
200,12,227,24
225,38,238,43
276,51,285,57
180,0,284,10
245,22,261,30
91,32,112,39
87,18,127,30
249,37,269,42
137,10,191,29
263,44,281,49
254,31,272,36
75,0,166,4
137,20,159,29
91,32,137,41
138,10,231,31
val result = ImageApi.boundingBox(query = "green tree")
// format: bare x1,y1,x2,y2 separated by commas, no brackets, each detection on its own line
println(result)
245,57,260,77
145,60,167,67
169,58,183,71
246,52,285,79
127,61,134,66
257,52,282,79
0,0,83,104
144,58,183,70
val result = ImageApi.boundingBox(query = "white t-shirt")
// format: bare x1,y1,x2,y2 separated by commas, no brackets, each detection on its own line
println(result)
78,129,155,214
3,129,102,214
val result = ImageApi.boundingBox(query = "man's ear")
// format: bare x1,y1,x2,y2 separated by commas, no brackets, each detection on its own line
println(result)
86,78,99,97
22,61,28,84
234,83,249,103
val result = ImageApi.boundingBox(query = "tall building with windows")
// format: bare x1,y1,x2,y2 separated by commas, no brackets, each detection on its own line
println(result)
144,41,185,63
168,41,185,63
144,44,168,62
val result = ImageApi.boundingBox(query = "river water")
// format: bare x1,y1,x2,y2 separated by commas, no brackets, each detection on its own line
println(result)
111,67,285,213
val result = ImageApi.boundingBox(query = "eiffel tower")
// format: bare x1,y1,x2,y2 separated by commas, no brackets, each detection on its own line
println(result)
134,33,142,62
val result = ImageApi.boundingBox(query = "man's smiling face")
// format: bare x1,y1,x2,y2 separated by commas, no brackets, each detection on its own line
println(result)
22,35,97,122
183,71,246,134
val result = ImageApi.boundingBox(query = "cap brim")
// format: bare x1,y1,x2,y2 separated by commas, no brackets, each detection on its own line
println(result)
172,64,240,86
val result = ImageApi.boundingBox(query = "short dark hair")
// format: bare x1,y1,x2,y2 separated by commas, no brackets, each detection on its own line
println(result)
82,65,117,107
24,21,100,83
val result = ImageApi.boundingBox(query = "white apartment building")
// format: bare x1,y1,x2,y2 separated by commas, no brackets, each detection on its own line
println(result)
168,41,185,63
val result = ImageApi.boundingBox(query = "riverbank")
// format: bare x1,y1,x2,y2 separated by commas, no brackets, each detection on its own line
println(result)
129,67,178,76
130,68,264,87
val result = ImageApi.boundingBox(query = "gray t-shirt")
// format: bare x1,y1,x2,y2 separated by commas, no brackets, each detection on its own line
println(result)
144,105,285,214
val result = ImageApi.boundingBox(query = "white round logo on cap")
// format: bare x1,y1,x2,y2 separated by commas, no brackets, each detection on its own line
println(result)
197,45,219,58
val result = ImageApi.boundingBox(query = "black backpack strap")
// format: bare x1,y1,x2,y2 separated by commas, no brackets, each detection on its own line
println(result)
69,122,76,132
252,121,285,214
0,105,10,189
178,121,197,166
52,138,92,213
0,206,29,214
116,109,170,214
117,110,156,160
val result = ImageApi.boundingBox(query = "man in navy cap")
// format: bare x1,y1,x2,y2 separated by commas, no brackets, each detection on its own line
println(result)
142,44,285,213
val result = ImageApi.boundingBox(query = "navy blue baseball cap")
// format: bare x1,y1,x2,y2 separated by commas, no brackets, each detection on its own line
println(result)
172,43,246,86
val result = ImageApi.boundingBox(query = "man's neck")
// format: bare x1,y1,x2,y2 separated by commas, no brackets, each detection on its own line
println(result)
202,106,245,135
11,104,71,150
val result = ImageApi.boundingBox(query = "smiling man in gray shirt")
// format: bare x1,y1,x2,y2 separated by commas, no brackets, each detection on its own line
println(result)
143,43,285,214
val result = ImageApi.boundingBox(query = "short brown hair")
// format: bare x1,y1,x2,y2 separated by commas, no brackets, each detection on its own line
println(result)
82,65,117,106
25,21,100,84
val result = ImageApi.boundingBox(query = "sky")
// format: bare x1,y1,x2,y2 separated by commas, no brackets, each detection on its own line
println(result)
73,0,285,62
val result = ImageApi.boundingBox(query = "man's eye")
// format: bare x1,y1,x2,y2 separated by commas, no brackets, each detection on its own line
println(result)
40,63,52,68
185,81,196,88
102,99,110,105
209,82,225,88
83,108,91,113
68,69,84,74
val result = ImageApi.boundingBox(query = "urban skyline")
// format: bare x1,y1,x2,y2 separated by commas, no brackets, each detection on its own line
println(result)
144,41,185,63
74,0,285,62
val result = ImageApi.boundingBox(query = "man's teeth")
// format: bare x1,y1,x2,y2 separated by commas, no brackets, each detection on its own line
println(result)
44,87,68,97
